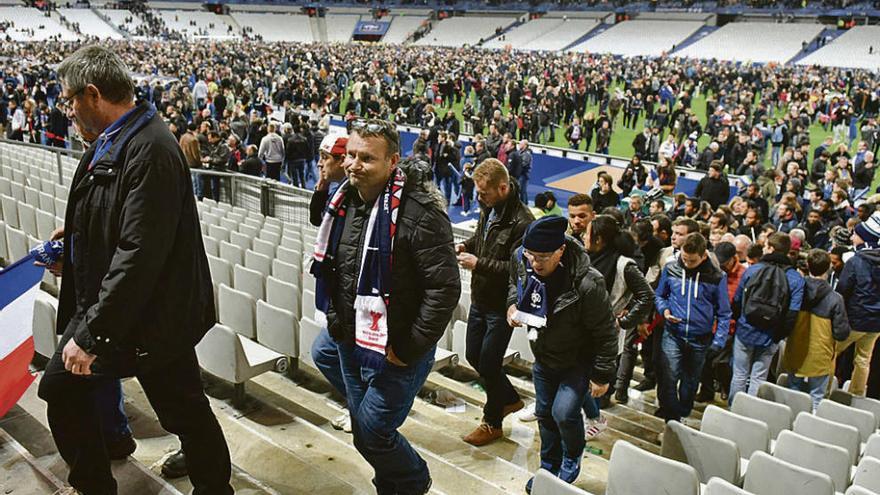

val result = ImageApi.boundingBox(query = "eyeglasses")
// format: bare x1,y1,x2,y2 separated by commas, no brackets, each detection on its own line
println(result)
523,250,558,264
57,87,85,108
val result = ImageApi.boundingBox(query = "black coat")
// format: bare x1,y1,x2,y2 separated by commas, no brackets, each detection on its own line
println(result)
507,238,619,380
695,175,730,210
57,103,215,375
462,183,534,312
323,179,461,364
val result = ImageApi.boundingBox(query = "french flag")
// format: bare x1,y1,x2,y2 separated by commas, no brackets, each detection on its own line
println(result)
0,255,44,418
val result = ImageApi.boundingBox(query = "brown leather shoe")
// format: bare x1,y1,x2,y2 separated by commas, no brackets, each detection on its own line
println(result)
502,399,525,418
463,423,503,446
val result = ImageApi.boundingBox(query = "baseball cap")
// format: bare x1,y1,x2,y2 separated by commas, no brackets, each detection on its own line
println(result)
319,135,348,156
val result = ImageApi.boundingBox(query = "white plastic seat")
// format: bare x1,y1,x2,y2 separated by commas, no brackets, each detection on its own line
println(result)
701,405,771,459
202,211,221,226
266,276,300,319
229,230,252,251
432,347,459,371
35,209,56,241
239,223,260,238
302,289,317,324
853,456,880,494
794,411,861,466
244,250,272,278
0,220,8,261
743,451,834,495
219,217,238,233
845,485,876,495
531,468,596,495
276,245,301,266
704,477,754,495
731,392,792,439
606,440,699,495
259,229,281,246
252,237,276,259
6,224,29,261
661,420,741,484
234,264,265,302
195,324,283,384
298,317,322,369
219,241,244,267
864,433,880,461
32,292,59,359
281,236,303,252
817,399,876,443
302,266,316,293
218,284,256,339
850,397,880,430
38,191,55,215
206,255,233,290
773,430,851,493
24,186,39,208
1,194,19,228
256,300,298,358
757,381,813,421
208,224,230,243
202,236,219,257
271,258,300,284
54,198,66,216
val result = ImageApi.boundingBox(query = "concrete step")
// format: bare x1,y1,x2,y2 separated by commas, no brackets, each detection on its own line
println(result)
0,428,64,494
250,371,514,495
120,377,364,495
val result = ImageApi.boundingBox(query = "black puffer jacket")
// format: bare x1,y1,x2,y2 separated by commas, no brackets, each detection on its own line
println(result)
507,238,619,383
462,182,534,312
57,102,215,375
323,177,461,365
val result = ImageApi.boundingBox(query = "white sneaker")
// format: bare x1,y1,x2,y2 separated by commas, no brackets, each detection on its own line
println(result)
585,415,608,440
331,411,352,433
518,403,538,422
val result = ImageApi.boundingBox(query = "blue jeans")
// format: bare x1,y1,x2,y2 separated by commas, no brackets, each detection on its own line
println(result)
96,379,132,442
518,175,529,204
192,172,204,199
659,331,711,421
288,159,307,188
788,374,829,412
338,343,434,494
533,362,589,472
582,391,600,421
466,304,520,428
311,328,347,398
729,337,779,405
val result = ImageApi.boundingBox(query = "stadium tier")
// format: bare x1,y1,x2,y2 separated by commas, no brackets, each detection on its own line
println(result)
568,20,704,57
381,14,428,44
796,26,880,71
0,6,78,41
58,7,124,39
230,12,315,42
412,14,519,47
675,22,826,64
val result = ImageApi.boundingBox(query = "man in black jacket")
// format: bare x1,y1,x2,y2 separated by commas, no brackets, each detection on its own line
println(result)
37,45,232,495
506,216,618,493
457,158,535,446
320,119,460,494
695,161,731,210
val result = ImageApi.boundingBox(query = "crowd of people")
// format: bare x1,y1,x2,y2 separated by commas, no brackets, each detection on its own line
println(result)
4,31,880,495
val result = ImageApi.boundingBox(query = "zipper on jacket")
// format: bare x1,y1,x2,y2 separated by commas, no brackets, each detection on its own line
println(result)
685,273,691,337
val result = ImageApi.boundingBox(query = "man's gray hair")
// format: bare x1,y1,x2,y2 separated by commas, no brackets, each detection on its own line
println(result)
57,45,135,104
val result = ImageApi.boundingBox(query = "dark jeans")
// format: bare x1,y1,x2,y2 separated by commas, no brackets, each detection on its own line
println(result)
615,325,641,393
288,159,306,188
338,343,433,495
37,327,233,495
96,379,131,442
518,175,529,204
208,176,223,202
311,328,347,398
699,337,732,398
533,362,589,471
266,161,281,181
659,331,711,422
465,304,520,428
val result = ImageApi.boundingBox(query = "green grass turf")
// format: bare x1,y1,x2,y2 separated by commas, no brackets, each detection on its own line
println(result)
339,80,880,191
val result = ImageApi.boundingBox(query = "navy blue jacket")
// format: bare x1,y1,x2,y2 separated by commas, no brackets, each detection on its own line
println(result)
733,254,805,348
837,249,880,333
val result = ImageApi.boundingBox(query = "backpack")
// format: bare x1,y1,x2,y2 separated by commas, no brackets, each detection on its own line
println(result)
741,263,790,340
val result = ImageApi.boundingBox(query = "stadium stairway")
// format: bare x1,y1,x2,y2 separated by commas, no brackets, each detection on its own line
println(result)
90,7,130,38
787,27,847,64
671,25,718,54
561,23,612,52
477,17,525,47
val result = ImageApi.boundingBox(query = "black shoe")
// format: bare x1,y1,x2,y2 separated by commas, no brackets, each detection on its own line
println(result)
160,450,188,479
696,389,716,403
633,379,656,392
105,433,136,460
614,389,629,405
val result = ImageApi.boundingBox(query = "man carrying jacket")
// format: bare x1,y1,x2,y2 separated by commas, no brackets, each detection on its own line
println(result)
457,158,534,446
507,216,618,493
37,45,232,495
314,118,460,494
655,233,732,423
834,211,880,396
729,232,804,402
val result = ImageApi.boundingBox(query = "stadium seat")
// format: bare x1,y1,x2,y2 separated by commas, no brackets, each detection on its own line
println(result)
743,451,835,495
256,299,298,358
202,212,221,226
757,382,813,421
845,485,875,495
731,392,792,439
220,217,238,233
0,220,8,262
773,430,851,493
245,250,272,278
298,317,322,369
259,230,282,246
281,236,303,252
218,284,256,339
203,236,219,257
606,440,700,495
252,237,276,259
704,477,754,495
271,258,300,284
194,324,284,403
302,267,316,294
267,276,300,319
2,194,19,228
229,230,252,251
6,224,29,261
208,224,230,243
234,264,265,302
38,191,54,215
850,397,880,430
207,254,233,289
276,246,301,266
852,457,880,494
302,289,317,323
794,412,862,466
24,186,39,209
661,420,741,484
701,405,771,459
219,241,244,267
817,400,876,443
531,468,596,495
239,223,260,238
35,209,55,241
32,291,59,359
864,433,880,461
